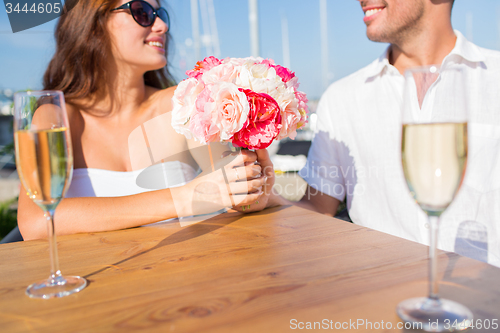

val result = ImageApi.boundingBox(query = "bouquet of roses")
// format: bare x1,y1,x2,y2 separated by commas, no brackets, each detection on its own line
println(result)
171,56,308,150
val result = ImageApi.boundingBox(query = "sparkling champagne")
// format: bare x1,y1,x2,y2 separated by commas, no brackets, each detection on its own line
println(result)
14,91,86,299
401,122,467,216
15,128,72,211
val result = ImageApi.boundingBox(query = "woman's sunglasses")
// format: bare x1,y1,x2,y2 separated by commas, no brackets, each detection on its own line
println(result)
111,0,170,29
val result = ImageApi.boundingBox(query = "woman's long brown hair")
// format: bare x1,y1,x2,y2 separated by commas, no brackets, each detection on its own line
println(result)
43,0,175,104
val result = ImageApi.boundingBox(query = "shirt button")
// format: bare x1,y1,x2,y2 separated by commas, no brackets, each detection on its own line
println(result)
424,223,430,229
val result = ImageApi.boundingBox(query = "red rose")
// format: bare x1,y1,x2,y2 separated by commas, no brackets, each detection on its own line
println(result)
232,89,282,150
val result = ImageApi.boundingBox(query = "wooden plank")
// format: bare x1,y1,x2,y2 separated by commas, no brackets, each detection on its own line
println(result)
0,206,499,332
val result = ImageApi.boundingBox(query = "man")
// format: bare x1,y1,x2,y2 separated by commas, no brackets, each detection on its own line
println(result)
262,0,500,267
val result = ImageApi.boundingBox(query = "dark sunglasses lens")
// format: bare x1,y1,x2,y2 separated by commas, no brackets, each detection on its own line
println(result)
158,8,170,28
130,1,154,26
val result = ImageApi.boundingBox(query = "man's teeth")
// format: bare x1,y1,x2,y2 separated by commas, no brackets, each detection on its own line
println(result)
365,8,383,17
147,41,163,48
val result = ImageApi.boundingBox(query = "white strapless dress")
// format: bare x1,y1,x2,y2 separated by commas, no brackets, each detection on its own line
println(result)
65,161,198,198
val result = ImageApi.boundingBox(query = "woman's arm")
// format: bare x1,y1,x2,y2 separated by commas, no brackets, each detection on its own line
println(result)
17,87,266,240
18,185,176,240
18,150,265,240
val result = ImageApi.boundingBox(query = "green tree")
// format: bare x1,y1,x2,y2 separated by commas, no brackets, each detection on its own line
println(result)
0,197,18,240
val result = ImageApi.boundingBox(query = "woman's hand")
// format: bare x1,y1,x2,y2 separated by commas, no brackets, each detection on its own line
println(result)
171,149,266,217
233,149,281,213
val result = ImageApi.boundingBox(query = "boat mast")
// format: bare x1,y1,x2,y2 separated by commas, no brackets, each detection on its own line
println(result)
320,0,329,91
249,0,260,57
191,0,201,60
281,14,290,68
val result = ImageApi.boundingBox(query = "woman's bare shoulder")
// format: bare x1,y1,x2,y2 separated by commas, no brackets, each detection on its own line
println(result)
146,85,178,116
65,102,83,124
147,85,177,101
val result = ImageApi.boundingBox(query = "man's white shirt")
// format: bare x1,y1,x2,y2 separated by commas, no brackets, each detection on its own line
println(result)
299,31,500,267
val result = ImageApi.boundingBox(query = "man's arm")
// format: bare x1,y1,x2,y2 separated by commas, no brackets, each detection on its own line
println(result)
267,185,340,217
296,185,340,217
241,146,343,217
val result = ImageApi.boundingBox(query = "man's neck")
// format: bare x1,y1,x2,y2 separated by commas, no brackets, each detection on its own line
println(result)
389,25,457,75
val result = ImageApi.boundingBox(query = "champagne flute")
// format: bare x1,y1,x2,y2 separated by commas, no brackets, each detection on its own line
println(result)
14,91,87,299
397,66,473,331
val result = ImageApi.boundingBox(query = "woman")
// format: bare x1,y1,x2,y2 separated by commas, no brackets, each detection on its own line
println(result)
18,0,269,240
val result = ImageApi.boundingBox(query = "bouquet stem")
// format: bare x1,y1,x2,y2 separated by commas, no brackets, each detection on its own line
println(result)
207,144,215,172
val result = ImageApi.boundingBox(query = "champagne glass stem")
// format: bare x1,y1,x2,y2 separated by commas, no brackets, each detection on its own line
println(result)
428,215,440,300
45,209,62,283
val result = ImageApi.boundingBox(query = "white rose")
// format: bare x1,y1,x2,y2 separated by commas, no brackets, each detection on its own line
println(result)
236,63,283,94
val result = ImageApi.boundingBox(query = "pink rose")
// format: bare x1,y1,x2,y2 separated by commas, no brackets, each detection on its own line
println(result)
295,90,309,129
274,89,309,140
277,98,301,140
222,57,249,66
190,82,249,143
260,59,275,67
186,56,222,80
171,78,205,138
286,76,300,90
232,89,282,150
295,91,308,109
274,65,295,83
260,59,296,83
202,62,239,85
189,87,220,143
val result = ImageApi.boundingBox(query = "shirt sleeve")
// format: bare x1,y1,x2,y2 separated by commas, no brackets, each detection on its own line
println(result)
298,91,348,201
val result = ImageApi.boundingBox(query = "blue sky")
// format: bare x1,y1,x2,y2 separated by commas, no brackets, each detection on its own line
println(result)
1,0,500,100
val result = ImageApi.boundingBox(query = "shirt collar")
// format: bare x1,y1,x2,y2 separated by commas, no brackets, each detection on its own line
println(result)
365,47,393,78
365,30,485,79
447,30,485,64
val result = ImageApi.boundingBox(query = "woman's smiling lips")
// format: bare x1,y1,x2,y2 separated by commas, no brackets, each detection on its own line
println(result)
145,37,165,52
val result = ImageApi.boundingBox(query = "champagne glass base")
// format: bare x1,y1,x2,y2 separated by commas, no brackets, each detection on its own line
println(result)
397,297,473,332
26,275,87,299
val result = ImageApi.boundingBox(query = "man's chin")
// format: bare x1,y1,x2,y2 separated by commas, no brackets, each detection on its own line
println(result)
366,29,390,43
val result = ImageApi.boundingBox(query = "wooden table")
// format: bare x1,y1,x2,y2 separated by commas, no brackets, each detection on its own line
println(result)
1,206,499,332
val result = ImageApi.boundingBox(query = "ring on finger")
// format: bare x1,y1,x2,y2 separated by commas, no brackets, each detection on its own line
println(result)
234,168,240,181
